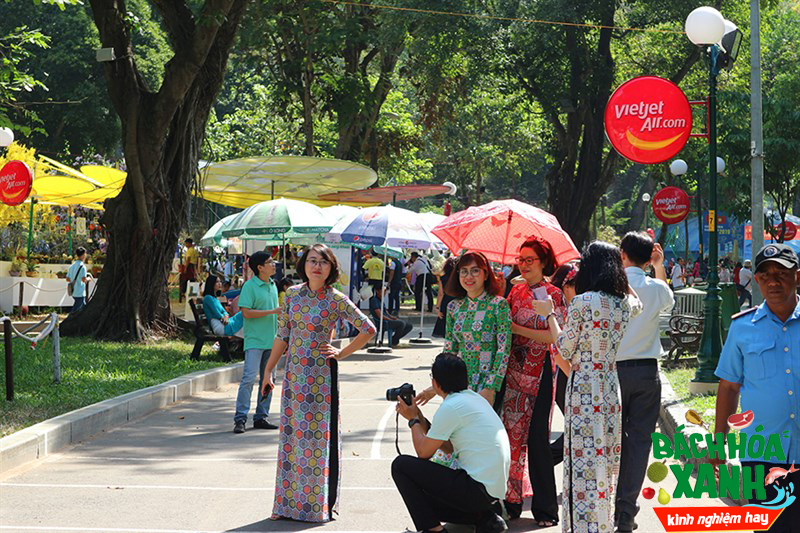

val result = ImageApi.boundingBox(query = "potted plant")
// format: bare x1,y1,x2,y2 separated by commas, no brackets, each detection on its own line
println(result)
56,270,68,279
25,257,39,277
9,258,24,276
91,249,105,277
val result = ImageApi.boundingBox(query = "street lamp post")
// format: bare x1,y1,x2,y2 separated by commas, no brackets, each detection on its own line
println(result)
642,193,651,231
684,7,737,393
0,128,14,147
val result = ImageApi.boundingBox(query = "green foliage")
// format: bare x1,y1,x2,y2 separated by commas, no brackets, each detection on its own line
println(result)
663,366,728,416
0,336,226,436
0,25,50,133
718,1,800,229
0,0,172,157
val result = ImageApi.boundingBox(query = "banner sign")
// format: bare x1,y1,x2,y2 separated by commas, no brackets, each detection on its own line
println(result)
775,220,797,240
745,221,798,241
604,76,693,164
0,160,33,206
653,507,783,532
652,186,690,224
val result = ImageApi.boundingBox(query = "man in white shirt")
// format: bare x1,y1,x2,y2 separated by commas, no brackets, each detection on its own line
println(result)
738,259,753,307
393,353,510,533
671,257,686,289
409,252,434,313
614,232,675,532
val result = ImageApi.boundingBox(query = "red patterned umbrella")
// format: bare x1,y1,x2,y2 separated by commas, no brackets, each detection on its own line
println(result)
432,199,580,265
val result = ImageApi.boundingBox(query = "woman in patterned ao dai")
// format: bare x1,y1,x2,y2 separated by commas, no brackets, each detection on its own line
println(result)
544,242,642,533
415,251,511,409
262,244,376,523
502,237,566,527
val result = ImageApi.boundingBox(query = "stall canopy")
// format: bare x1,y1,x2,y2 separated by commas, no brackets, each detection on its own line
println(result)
197,156,379,208
0,144,125,209
318,184,451,204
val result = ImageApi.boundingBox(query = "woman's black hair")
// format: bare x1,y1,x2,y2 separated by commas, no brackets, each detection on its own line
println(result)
551,262,578,291
203,275,219,297
278,277,294,293
431,352,468,394
297,243,340,287
442,256,457,278
574,241,628,299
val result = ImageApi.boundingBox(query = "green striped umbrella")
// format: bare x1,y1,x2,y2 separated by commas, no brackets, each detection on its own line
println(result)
221,198,334,238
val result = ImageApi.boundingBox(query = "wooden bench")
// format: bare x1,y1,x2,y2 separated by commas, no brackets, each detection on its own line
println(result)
665,314,704,368
188,298,237,361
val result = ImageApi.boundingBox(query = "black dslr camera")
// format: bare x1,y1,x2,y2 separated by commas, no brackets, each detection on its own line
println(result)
386,383,416,406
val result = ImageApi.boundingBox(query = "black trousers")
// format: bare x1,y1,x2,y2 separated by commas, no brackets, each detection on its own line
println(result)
615,361,661,518
508,361,558,522
388,284,402,314
737,284,752,307
414,275,434,312
528,360,558,522
385,319,413,344
743,461,800,533
549,367,568,465
392,455,497,531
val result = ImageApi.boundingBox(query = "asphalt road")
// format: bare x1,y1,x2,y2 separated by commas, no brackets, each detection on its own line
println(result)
0,336,728,533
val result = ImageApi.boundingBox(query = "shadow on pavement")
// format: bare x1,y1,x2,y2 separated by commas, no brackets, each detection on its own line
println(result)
226,518,328,531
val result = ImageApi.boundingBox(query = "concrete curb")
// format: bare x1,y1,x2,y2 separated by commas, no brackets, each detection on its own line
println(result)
658,368,748,505
0,362,243,475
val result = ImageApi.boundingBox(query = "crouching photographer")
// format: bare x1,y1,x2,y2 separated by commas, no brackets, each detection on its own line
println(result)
391,353,511,533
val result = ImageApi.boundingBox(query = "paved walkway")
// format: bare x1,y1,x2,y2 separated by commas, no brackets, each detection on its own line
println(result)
0,338,728,533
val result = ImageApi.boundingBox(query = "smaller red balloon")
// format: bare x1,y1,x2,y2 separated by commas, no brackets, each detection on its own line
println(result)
642,487,655,499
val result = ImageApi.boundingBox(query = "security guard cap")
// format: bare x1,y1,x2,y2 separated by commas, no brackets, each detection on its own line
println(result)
754,243,799,272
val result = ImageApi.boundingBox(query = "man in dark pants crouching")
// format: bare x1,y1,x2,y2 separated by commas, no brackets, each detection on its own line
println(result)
392,353,510,533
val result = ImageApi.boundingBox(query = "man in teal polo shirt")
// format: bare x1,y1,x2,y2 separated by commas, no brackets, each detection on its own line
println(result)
233,251,280,434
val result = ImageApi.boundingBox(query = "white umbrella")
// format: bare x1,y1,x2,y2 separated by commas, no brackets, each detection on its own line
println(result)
199,213,240,246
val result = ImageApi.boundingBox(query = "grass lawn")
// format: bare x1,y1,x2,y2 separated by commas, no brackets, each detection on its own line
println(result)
663,365,719,418
0,335,229,437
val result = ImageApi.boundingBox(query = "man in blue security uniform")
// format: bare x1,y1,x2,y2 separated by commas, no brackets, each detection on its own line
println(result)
714,243,800,533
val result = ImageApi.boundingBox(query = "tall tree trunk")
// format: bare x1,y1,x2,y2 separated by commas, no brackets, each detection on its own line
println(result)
545,17,616,247
61,0,249,340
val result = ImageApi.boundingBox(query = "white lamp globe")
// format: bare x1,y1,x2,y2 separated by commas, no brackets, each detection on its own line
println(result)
716,157,726,174
0,127,13,147
642,193,651,202
670,159,688,176
442,181,457,196
685,7,726,45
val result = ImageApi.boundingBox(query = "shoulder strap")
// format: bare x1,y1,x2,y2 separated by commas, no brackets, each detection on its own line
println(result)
731,307,757,320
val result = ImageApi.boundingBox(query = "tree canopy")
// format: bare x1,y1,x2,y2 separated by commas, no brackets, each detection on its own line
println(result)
2,0,799,338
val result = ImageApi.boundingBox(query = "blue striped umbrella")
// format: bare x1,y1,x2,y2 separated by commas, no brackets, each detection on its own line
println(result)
326,204,438,249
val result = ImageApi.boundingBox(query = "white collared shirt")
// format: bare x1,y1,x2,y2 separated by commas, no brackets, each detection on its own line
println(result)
617,267,675,361
671,264,684,288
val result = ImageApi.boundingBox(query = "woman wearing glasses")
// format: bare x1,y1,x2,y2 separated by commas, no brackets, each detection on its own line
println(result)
262,243,376,523
501,237,566,527
415,251,511,409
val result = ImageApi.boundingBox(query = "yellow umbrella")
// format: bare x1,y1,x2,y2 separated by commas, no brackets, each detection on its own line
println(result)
31,175,96,206
80,165,126,189
198,155,379,208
